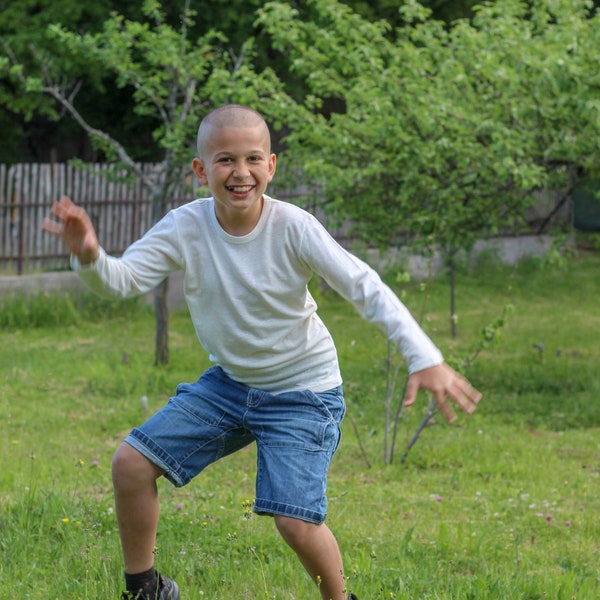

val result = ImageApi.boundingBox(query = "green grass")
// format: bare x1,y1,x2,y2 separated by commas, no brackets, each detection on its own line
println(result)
1,250,599,599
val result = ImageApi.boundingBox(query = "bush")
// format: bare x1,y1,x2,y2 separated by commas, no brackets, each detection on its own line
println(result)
0,290,147,330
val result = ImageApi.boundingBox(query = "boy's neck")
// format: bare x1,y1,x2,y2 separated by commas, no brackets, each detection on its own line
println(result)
215,196,264,236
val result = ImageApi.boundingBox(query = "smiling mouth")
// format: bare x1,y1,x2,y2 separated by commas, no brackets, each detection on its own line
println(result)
227,185,254,194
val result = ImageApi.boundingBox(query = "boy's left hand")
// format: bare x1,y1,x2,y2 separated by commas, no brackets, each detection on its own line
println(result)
404,363,482,423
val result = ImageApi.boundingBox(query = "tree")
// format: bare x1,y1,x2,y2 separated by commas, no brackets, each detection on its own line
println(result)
0,0,500,164
0,0,115,161
0,0,503,164
5,0,600,354
0,0,279,163
343,0,480,26
3,0,289,364
256,0,600,334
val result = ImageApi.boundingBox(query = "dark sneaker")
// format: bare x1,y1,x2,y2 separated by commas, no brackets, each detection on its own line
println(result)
121,574,180,600
157,574,180,600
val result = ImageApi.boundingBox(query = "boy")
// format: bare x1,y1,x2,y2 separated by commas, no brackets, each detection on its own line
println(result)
43,104,481,600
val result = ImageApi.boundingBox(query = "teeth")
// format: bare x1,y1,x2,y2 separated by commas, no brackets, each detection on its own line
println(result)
228,185,253,193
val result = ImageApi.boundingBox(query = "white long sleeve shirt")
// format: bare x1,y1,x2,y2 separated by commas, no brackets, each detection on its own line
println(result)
74,196,443,392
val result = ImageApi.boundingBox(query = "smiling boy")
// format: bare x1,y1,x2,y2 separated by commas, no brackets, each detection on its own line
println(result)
43,104,481,600
192,106,276,235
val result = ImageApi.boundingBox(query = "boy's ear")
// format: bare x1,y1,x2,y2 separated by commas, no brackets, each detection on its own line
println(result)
267,153,277,182
192,158,208,185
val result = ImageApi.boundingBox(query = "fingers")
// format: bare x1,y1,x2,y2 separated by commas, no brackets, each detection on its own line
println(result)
51,195,75,216
41,216,64,235
404,363,482,424
41,196,100,263
438,367,482,422
403,377,418,408
433,391,457,423
43,195,94,235
451,374,482,414
42,196,75,235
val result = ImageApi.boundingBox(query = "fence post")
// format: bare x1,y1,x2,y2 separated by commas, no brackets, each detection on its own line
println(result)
17,193,24,275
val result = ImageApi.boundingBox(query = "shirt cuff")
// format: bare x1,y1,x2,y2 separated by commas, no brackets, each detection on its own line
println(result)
70,247,104,271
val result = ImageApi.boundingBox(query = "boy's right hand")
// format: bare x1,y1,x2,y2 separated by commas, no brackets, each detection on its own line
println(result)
42,196,100,265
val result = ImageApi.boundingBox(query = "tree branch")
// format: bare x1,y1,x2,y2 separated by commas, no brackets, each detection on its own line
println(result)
42,83,147,184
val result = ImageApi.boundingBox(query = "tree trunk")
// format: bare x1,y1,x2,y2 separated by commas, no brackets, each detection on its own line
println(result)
154,277,169,365
150,168,172,366
448,255,457,338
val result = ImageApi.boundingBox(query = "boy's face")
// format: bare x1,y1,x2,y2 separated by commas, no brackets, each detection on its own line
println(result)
192,124,276,234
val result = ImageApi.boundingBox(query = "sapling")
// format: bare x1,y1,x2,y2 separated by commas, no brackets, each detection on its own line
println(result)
391,304,513,464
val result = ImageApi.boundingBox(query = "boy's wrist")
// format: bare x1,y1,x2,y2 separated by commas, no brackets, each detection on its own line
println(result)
71,247,102,271
78,248,100,265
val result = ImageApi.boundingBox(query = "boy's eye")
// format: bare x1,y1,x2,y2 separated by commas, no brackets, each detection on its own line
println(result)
216,155,263,164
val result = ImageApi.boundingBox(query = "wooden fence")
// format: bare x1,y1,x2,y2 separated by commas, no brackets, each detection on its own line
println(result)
0,161,574,278
0,162,319,274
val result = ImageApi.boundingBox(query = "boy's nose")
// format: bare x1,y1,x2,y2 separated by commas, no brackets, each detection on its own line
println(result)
232,162,250,178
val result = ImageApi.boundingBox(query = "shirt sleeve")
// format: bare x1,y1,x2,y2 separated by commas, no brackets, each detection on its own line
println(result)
70,211,184,299
298,215,444,374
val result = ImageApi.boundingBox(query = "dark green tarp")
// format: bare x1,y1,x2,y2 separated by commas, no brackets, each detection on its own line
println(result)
573,183,600,232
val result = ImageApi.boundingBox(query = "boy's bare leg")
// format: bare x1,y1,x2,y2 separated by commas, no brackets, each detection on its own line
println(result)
275,515,348,600
112,442,164,574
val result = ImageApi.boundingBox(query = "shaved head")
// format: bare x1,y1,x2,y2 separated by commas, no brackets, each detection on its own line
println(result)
196,104,271,158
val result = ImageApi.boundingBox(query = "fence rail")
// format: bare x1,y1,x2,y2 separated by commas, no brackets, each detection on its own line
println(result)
6,162,566,277
2,163,173,272
0,162,210,273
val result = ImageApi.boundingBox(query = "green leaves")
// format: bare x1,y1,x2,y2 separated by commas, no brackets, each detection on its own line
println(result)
258,0,600,253
4,0,599,244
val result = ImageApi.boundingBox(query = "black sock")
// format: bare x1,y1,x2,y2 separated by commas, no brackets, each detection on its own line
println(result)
125,567,158,599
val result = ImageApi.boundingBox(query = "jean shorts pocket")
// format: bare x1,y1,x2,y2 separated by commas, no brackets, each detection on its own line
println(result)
170,390,226,428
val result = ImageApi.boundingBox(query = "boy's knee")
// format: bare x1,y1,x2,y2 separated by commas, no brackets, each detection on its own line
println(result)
274,515,316,548
112,442,162,487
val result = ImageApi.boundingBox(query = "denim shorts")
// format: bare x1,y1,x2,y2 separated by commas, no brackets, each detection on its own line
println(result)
125,366,346,524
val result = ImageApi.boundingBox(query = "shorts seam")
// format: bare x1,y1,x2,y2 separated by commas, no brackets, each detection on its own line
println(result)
126,430,189,487
254,497,326,524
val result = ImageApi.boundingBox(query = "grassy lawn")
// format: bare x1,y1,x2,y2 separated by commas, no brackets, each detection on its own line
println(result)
1,250,599,599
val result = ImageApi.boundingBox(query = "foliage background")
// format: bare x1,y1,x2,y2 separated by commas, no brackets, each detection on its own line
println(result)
2,3,600,593
0,0,479,164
